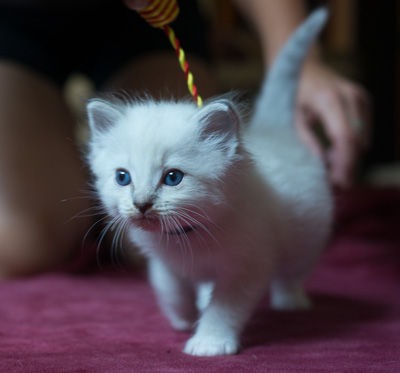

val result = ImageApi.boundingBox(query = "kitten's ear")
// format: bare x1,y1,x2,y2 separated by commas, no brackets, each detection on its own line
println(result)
86,99,123,133
196,99,240,141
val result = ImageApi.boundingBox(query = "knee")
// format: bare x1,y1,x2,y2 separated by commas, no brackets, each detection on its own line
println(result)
0,213,78,279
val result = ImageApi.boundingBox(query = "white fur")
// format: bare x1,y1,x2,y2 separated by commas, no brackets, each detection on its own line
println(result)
86,9,332,356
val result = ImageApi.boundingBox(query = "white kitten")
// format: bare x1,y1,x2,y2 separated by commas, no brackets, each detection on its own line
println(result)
86,9,332,356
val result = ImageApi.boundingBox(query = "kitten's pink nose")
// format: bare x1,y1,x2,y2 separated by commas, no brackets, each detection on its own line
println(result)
134,202,153,215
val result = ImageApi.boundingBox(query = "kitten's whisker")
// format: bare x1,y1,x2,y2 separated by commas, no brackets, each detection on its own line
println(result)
110,216,129,269
175,210,209,232
170,215,194,270
119,218,131,263
163,215,175,250
173,208,219,245
176,204,213,223
110,215,122,232
169,216,187,261
158,216,168,247
181,204,228,237
80,214,111,269
175,205,221,232
110,216,122,266
60,196,91,203
167,215,186,255
81,215,109,250
120,218,130,248
64,205,107,224
97,216,122,267
60,188,96,202
176,212,210,248
173,215,197,271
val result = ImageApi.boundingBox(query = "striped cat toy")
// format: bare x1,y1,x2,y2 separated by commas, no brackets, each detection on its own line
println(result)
137,0,203,108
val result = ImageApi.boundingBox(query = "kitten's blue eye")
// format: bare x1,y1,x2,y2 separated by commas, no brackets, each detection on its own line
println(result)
116,169,131,186
163,170,184,186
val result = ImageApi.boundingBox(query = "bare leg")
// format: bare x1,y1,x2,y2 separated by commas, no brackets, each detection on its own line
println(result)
0,63,92,278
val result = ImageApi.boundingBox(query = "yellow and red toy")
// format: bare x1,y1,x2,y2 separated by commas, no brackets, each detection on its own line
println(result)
137,0,203,108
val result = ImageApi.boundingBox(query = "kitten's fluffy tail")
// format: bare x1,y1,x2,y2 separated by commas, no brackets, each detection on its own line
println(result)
251,8,328,128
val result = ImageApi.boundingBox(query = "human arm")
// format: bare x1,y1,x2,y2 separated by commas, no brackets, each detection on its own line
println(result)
233,0,371,188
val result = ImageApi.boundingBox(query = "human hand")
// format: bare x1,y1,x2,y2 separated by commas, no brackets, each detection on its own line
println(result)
123,0,151,10
295,60,371,189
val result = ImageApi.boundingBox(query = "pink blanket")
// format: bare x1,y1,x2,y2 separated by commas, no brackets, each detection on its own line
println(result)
1,187,399,372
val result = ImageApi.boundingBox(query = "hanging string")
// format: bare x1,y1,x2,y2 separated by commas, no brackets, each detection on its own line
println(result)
137,0,203,108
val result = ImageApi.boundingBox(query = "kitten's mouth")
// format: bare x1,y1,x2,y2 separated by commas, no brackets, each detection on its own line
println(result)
132,214,197,236
166,225,196,236
133,216,196,236
133,215,160,231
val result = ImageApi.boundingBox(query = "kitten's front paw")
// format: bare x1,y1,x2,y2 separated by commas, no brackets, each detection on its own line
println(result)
183,334,240,356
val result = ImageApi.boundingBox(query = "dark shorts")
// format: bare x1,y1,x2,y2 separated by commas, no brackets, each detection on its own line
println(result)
0,1,208,89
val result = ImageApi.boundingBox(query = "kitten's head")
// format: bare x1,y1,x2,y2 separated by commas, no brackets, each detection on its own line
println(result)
87,97,245,235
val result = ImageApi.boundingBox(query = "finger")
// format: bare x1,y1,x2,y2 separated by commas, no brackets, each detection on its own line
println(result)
312,89,358,188
294,108,324,159
123,0,151,10
343,84,372,150
326,142,357,189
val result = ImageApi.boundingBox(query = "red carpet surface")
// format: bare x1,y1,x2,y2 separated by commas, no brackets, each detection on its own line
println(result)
1,187,399,372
